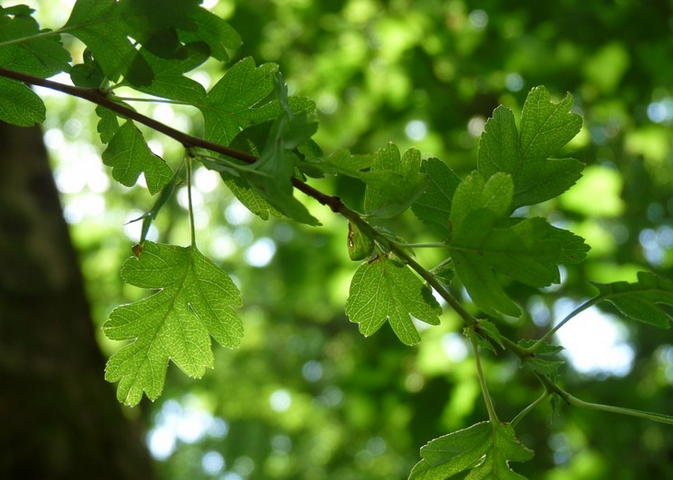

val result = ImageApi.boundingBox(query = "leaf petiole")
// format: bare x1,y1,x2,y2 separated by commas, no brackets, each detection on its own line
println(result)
510,389,551,427
528,297,599,353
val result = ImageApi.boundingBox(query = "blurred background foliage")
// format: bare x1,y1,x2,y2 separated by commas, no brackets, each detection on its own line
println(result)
24,0,673,478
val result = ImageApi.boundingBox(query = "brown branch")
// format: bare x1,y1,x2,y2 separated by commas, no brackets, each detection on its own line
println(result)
0,67,258,164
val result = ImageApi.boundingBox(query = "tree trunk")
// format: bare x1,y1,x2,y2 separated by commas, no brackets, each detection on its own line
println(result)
0,122,155,479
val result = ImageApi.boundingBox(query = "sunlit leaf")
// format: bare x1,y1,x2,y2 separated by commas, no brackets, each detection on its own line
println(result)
102,121,173,194
103,242,243,406
198,57,280,145
478,86,583,210
345,255,441,345
364,144,428,218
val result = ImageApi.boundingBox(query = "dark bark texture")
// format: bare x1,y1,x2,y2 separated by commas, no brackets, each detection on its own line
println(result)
0,121,155,479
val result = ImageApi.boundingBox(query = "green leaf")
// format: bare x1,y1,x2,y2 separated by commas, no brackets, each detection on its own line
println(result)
364,144,429,218
103,242,243,406
591,271,673,328
238,75,320,226
345,255,441,345
65,0,153,86
518,339,565,380
411,158,462,238
409,421,533,480
347,221,375,261
0,77,45,126
0,6,71,77
102,121,173,194
133,42,208,102
95,105,121,144
177,7,242,61
478,86,583,210
476,319,505,351
198,57,280,145
448,172,588,316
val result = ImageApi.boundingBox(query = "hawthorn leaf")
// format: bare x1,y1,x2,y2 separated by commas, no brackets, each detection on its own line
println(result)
237,76,320,226
177,6,242,61
0,6,71,78
591,271,673,328
103,242,243,406
345,255,441,345
102,121,173,194
65,0,153,86
95,105,121,144
134,42,209,102
364,144,429,218
198,57,280,145
409,421,533,480
478,86,583,210
448,171,588,316
411,158,462,238
0,77,45,126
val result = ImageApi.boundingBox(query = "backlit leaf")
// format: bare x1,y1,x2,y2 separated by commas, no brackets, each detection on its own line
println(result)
449,172,588,316
102,121,173,194
345,255,441,345
103,242,243,406
478,86,583,210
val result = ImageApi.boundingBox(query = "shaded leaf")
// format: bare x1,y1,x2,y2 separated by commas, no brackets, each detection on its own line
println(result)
64,0,153,86
345,255,441,345
411,158,462,238
591,271,673,328
103,242,243,406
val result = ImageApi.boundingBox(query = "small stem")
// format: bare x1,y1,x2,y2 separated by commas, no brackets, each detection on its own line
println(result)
186,156,196,247
535,373,673,427
528,297,599,353
109,95,191,105
395,242,448,249
511,389,550,427
467,325,499,423
0,25,77,49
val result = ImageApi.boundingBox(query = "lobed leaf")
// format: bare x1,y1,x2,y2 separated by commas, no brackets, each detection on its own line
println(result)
409,421,533,480
448,172,588,316
363,144,429,218
103,242,243,406
102,121,173,194
478,86,583,210
591,271,673,328
198,57,280,145
345,255,441,345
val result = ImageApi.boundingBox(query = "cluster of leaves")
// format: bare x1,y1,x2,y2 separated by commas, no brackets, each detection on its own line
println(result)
3,2,673,479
